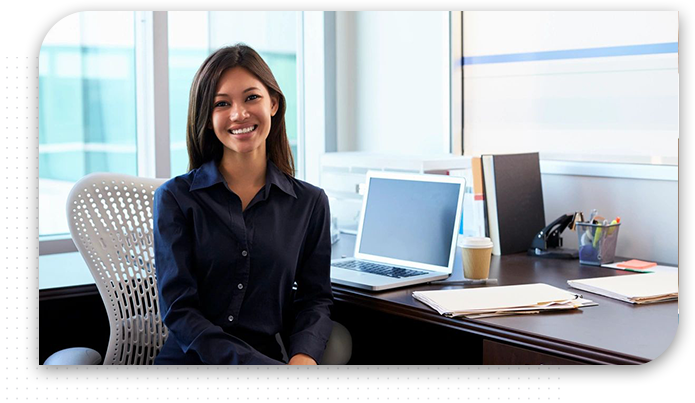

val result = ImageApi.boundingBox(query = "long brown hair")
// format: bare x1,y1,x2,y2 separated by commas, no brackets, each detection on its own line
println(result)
186,44,295,176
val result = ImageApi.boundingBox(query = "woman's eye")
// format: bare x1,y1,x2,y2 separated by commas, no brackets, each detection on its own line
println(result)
246,94,260,101
214,101,229,107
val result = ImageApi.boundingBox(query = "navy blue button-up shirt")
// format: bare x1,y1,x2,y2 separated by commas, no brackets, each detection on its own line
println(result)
153,159,333,364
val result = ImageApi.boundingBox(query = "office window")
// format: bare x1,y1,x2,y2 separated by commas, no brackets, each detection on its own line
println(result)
40,11,303,244
39,11,311,291
168,11,299,177
39,12,138,237
462,11,678,163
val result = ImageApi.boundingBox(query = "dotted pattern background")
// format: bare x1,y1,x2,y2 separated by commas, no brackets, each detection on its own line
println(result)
1,6,691,400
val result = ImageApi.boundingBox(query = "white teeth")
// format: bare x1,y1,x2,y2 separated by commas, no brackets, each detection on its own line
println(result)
231,125,256,135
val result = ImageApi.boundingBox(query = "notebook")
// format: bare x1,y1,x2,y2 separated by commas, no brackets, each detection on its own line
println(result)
330,171,465,291
567,273,678,304
481,153,545,255
412,283,596,318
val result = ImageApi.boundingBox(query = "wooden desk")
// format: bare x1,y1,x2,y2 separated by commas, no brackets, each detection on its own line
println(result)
331,235,678,365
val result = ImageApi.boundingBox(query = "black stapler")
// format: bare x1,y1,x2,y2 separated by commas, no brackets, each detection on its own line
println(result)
527,213,579,259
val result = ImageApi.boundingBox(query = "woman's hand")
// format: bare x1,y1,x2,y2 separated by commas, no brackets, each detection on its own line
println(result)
288,353,317,365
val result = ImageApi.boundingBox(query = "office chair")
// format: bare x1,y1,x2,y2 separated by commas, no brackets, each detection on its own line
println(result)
44,172,351,365
45,173,169,365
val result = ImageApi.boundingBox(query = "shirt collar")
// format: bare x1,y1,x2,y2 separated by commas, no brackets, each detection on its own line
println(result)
189,159,226,191
265,160,297,199
189,159,297,199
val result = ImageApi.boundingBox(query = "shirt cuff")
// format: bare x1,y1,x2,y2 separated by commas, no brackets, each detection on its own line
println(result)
288,331,330,364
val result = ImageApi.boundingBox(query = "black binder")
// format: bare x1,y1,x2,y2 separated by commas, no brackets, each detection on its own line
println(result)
482,153,546,255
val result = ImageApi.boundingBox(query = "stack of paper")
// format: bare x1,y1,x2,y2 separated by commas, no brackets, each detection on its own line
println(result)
568,272,678,304
412,283,596,319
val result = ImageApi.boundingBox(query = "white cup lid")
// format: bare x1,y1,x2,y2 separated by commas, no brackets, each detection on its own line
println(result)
458,237,493,249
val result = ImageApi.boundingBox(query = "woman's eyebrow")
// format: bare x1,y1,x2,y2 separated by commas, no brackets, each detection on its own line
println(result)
215,87,260,97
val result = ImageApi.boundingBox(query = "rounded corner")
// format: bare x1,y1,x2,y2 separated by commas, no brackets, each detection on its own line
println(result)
643,314,680,365
40,10,86,52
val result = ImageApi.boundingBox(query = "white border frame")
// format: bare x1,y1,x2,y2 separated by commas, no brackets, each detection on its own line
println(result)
353,170,465,274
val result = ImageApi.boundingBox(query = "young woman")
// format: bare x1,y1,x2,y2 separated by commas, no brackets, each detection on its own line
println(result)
153,45,333,365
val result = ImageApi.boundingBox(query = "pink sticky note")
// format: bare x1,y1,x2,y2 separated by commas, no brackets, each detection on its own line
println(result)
616,260,657,270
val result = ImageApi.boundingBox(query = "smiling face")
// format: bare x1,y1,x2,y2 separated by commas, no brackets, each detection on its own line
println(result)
210,67,279,160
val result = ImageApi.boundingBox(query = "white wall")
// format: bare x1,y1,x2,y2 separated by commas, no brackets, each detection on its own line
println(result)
542,174,678,265
336,11,450,155
333,11,679,265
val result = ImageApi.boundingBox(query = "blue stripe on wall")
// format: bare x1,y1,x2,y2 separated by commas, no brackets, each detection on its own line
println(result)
463,42,678,65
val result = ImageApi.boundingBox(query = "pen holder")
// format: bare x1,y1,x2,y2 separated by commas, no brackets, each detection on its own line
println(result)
576,222,620,266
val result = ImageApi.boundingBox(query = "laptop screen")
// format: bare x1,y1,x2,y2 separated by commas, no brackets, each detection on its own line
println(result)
357,177,462,268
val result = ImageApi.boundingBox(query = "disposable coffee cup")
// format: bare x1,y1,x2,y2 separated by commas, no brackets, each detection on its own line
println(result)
458,237,494,279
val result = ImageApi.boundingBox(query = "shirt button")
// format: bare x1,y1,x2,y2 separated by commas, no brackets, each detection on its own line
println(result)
227,315,234,322
237,283,244,290
241,250,248,257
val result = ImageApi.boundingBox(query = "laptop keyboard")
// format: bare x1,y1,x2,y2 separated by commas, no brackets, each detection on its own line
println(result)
333,261,428,278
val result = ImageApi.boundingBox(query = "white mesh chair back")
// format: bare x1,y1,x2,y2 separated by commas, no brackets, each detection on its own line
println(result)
66,173,169,365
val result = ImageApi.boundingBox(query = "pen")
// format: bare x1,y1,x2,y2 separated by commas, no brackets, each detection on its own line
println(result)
593,225,603,247
607,217,620,235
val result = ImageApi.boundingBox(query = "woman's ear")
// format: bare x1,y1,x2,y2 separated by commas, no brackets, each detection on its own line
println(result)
271,95,279,117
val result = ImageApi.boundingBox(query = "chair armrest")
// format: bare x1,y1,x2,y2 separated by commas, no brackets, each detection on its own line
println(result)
320,321,352,365
43,347,102,365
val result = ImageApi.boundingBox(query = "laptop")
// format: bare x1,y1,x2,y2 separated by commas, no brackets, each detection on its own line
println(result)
330,170,465,291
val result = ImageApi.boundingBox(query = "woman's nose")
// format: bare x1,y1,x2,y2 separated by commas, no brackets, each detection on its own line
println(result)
230,104,250,121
